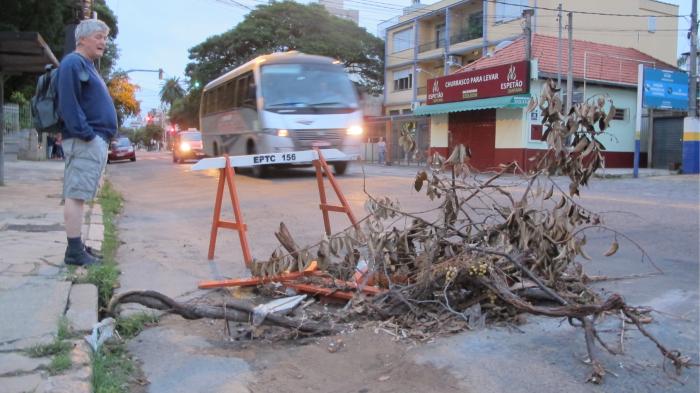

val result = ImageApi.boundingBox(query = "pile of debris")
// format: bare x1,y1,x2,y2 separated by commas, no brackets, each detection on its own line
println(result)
108,81,695,383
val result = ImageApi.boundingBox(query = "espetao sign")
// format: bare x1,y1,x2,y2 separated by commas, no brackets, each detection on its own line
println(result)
426,61,530,105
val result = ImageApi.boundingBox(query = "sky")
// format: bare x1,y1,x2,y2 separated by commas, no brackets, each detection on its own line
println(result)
105,0,693,118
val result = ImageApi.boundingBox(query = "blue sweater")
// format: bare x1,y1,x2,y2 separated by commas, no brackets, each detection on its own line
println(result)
57,53,117,142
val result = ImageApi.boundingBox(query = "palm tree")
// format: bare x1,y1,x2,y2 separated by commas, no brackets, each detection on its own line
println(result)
159,77,185,107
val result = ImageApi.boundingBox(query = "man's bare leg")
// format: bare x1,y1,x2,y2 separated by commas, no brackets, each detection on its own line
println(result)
64,198,83,238
64,198,98,265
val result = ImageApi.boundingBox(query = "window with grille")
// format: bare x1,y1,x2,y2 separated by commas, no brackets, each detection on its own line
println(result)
612,108,627,121
393,68,413,91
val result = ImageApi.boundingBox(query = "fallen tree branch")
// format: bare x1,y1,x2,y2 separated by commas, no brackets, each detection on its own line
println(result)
107,290,340,335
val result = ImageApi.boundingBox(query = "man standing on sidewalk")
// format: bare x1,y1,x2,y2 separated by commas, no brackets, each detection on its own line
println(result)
57,19,116,266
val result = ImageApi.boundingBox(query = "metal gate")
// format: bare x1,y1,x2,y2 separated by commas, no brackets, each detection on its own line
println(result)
652,117,683,170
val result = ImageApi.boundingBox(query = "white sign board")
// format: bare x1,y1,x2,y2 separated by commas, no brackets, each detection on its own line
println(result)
191,149,352,171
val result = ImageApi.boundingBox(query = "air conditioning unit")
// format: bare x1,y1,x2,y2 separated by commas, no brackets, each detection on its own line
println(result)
447,55,462,67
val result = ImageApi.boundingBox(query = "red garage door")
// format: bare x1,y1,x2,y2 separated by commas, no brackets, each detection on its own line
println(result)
448,109,496,170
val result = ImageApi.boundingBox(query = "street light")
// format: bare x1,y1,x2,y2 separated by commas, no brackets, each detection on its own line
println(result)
124,68,164,79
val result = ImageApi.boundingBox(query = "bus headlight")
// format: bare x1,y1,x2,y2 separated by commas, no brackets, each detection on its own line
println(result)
262,128,290,137
179,142,191,152
347,125,363,136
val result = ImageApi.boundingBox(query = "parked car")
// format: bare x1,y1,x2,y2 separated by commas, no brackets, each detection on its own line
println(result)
173,130,206,163
107,137,136,163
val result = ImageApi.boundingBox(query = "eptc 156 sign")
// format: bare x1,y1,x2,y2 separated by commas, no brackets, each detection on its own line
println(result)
426,61,530,105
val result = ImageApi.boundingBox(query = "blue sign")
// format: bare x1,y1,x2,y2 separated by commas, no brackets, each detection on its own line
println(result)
642,67,688,110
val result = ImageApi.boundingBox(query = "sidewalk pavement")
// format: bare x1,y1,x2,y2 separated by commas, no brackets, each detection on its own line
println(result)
0,156,102,393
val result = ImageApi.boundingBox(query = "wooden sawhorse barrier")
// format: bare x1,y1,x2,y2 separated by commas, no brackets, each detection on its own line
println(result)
192,149,359,289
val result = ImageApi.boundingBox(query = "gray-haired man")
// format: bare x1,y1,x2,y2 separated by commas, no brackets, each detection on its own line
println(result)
57,19,117,266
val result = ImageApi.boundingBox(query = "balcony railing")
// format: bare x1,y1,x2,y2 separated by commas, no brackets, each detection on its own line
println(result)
418,39,446,53
450,29,481,44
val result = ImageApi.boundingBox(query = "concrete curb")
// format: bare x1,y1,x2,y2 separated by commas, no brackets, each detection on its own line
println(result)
592,169,679,179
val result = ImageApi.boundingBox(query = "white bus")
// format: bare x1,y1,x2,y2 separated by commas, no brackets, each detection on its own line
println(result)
199,51,364,176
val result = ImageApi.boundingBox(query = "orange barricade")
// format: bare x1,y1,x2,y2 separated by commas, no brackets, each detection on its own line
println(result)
199,149,363,293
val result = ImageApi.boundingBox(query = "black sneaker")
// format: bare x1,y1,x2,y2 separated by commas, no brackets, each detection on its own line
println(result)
65,248,101,266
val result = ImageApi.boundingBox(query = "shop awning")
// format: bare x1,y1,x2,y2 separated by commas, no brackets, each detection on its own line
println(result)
414,95,531,116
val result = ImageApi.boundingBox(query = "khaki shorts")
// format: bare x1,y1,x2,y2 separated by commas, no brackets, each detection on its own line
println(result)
63,137,108,201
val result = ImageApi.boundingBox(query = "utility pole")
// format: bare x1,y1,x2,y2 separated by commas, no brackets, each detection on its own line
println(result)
566,12,573,113
689,0,697,117
522,9,534,61
557,4,562,96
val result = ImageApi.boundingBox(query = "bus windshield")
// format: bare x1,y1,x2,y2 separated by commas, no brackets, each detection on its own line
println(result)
261,63,358,111
179,132,201,141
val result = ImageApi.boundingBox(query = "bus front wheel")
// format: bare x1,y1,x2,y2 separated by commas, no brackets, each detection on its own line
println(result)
333,161,348,175
247,142,267,178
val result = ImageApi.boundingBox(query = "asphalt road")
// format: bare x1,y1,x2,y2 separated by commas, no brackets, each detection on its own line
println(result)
108,150,699,393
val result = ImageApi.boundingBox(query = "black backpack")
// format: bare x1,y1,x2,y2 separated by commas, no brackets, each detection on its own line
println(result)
31,65,61,133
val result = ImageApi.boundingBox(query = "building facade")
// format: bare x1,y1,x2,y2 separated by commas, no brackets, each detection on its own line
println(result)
319,0,359,24
383,0,679,116
414,34,679,170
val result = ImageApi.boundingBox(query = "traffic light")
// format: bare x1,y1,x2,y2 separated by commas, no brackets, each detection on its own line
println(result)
158,68,164,80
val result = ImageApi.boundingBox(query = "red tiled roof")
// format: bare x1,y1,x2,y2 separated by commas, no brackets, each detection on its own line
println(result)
456,34,676,86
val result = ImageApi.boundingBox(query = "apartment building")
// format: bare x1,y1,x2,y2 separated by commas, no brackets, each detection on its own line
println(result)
383,0,679,116
319,0,359,24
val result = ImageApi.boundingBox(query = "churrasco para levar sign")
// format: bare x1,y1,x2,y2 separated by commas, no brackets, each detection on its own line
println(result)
426,61,530,105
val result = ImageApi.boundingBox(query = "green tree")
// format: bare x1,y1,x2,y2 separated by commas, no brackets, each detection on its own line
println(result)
187,1,383,92
107,74,140,127
0,0,119,98
169,88,201,130
159,77,185,107
172,1,384,127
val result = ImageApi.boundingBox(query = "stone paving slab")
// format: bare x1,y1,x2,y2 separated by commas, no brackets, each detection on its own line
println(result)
86,223,104,242
0,279,71,351
0,230,65,272
65,284,98,333
0,373,43,393
91,205,102,216
89,213,103,225
0,352,50,376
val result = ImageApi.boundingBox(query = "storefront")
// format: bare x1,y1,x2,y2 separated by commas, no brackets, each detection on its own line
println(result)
414,35,680,171
415,61,531,170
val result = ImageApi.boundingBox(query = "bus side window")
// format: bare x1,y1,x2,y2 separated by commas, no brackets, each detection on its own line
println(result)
245,76,256,105
237,73,256,110
203,91,212,115
226,80,238,109
236,77,247,108
201,92,208,116
211,88,220,113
